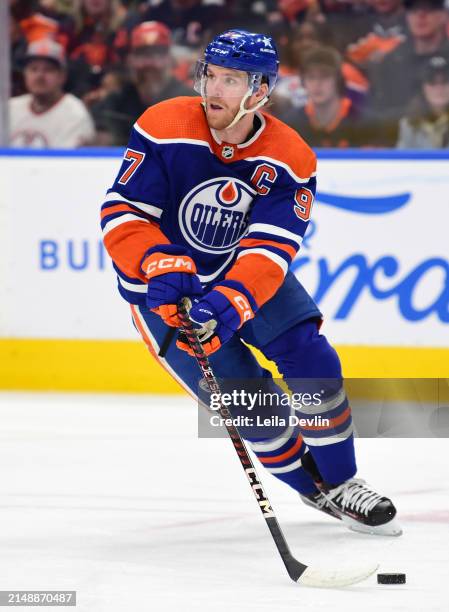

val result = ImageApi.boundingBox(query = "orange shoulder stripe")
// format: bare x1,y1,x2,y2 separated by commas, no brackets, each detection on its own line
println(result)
136,96,211,143
255,113,317,181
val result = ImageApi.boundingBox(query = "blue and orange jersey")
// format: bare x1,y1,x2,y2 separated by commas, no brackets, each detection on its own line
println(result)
101,96,317,308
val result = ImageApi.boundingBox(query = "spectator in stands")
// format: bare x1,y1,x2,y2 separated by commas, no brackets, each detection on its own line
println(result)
281,46,377,146
315,0,371,51
65,0,130,97
273,21,369,114
276,0,318,25
397,54,449,147
346,0,407,68
92,21,194,145
82,64,127,107
222,0,286,32
370,0,449,119
9,40,95,147
10,0,74,48
139,0,227,49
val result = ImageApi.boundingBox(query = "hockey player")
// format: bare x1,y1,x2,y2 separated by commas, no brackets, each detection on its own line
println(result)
101,30,401,536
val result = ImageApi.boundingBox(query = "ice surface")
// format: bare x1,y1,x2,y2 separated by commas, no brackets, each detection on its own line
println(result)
0,392,447,611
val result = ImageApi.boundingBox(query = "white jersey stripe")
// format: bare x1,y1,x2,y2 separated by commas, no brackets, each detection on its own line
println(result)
103,191,163,218
197,252,235,284
247,223,304,248
118,276,147,293
237,248,288,276
103,213,150,237
134,122,213,152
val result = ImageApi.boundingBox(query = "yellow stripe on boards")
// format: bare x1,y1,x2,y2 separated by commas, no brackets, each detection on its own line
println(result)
0,339,181,394
0,339,448,393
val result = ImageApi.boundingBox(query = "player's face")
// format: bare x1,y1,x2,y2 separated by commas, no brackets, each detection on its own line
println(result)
24,59,65,97
203,64,252,130
303,67,339,106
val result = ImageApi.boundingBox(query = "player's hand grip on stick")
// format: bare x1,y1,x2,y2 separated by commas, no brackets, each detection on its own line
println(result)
177,297,379,588
177,283,256,356
142,245,203,328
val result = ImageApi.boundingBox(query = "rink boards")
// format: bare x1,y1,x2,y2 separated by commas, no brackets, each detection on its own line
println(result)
1,149,448,391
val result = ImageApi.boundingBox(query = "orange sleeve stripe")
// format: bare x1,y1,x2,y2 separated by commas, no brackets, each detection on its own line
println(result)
239,238,297,260
101,203,138,220
300,406,352,431
103,219,170,281
258,436,303,464
225,253,285,308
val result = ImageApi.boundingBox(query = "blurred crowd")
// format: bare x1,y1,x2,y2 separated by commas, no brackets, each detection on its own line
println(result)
8,0,449,148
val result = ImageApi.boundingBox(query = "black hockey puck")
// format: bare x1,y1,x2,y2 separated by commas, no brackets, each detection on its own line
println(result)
377,573,406,584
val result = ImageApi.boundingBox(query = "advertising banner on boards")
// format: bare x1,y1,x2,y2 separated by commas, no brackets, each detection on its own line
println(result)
1,151,448,350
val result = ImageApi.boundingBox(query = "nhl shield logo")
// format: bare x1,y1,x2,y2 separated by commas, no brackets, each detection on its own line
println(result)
222,145,234,159
178,177,255,254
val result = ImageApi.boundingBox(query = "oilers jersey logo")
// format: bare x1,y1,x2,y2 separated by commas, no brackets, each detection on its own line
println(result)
178,177,255,254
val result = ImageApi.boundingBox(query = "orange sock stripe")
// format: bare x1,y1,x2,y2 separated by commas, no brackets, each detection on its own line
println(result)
239,238,297,260
300,406,352,431
257,435,303,464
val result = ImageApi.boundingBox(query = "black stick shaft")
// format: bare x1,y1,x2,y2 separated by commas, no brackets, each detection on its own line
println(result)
158,326,177,357
177,300,307,582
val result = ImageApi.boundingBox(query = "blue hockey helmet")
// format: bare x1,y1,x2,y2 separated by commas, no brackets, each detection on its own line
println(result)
196,29,279,95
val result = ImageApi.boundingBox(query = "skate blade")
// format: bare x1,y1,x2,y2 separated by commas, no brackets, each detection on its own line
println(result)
342,515,403,537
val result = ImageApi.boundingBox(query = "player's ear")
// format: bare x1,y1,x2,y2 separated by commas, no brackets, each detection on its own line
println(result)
248,83,268,108
256,83,269,100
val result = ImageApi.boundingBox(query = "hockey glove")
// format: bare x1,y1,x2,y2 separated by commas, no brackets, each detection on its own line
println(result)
177,281,257,356
142,245,203,327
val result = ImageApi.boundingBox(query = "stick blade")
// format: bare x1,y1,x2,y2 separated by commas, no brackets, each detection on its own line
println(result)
297,563,379,588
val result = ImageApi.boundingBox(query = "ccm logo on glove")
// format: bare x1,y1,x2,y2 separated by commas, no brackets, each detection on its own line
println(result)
143,253,196,279
215,286,255,326
233,295,253,323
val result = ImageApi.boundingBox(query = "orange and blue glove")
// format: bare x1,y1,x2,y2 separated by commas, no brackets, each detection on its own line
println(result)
177,280,257,356
142,245,203,327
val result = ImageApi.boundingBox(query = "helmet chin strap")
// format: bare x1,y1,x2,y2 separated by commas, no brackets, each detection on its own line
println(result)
224,86,269,130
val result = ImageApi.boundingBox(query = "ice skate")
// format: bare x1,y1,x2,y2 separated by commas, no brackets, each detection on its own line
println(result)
301,478,402,536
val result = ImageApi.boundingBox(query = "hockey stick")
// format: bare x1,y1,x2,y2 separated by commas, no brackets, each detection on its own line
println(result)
178,298,378,588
